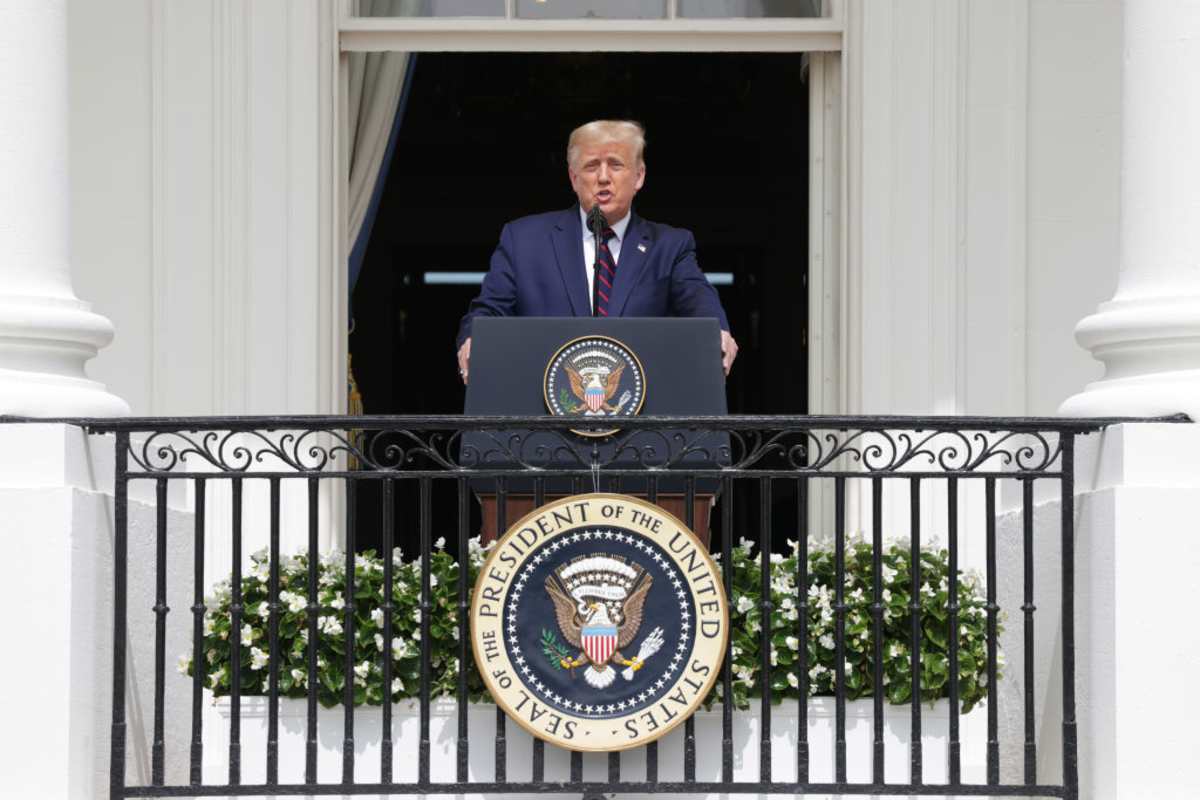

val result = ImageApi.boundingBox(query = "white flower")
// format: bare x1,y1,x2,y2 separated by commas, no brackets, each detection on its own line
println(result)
353,661,371,685
330,594,346,611
819,634,835,649
787,671,799,688
318,615,343,636
280,591,307,613
374,633,385,652
430,574,439,588
203,615,215,636
392,638,408,659
785,636,800,651
370,608,385,627
769,552,784,564
249,647,269,671
209,666,226,688
434,537,446,550
770,647,778,666
881,564,897,583
391,677,405,694
736,596,755,615
291,668,307,686
781,596,794,610
241,623,255,642
176,655,191,676
256,602,271,619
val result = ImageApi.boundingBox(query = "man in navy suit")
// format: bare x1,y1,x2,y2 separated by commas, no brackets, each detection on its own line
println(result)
456,119,738,383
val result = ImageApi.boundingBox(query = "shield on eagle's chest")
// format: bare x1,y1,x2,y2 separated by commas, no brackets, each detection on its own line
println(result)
584,384,605,412
581,623,618,665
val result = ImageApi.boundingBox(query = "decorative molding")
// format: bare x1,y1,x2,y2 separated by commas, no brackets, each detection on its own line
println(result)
150,2,166,415
338,17,843,53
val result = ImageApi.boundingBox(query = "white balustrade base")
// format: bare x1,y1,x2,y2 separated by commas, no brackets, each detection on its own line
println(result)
202,696,960,799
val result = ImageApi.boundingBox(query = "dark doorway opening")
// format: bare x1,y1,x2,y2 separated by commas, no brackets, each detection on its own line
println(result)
350,52,809,553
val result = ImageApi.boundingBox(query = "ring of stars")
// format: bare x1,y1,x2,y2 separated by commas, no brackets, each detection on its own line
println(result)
505,528,694,719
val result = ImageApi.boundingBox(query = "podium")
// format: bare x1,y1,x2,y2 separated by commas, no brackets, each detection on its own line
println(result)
463,317,729,546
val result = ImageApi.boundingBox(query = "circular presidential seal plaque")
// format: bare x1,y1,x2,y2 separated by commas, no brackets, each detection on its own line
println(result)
543,336,646,437
470,494,728,752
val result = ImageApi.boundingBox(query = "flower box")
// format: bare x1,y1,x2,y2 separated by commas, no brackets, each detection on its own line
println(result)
204,696,960,798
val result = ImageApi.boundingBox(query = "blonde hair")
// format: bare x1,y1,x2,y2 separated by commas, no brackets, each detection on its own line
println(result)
566,120,646,168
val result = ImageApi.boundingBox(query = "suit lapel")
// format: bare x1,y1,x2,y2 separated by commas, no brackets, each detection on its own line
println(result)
551,207,590,316
609,213,651,317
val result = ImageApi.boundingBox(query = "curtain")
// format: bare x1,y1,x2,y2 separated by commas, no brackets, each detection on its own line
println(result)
347,0,419,291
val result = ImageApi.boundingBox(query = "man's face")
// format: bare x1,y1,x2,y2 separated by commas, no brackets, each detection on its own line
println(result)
568,138,646,224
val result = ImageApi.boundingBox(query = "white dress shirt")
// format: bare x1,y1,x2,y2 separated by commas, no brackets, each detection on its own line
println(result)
579,206,632,313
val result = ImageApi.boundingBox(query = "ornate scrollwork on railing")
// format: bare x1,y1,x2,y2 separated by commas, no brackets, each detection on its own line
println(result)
123,422,1063,475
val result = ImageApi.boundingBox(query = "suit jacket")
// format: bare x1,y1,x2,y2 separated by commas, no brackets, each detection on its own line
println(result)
456,206,730,347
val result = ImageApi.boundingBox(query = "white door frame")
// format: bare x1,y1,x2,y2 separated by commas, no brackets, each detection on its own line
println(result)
320,0,851,416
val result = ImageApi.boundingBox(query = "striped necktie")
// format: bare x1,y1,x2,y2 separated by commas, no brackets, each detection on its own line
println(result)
593,226,617,317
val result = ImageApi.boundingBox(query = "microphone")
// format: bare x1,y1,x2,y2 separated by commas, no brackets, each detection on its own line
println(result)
587,203,606,237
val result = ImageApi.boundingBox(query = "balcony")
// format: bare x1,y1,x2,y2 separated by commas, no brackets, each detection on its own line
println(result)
10,413,1185,799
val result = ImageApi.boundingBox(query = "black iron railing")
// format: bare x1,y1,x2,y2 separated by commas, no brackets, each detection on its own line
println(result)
36,413,1182,798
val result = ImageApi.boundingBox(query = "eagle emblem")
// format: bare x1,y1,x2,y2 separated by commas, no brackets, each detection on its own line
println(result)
565,362,630,415
544,336,646,435
543,554,666,689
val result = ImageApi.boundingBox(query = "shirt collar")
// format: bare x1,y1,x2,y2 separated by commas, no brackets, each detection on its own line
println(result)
579,206,632,243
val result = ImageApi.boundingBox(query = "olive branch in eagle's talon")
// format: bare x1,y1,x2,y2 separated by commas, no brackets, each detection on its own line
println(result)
541,629,578,671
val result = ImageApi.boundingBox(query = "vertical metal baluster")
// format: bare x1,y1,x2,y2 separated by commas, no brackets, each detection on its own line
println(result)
110,431,130,800
1060,433,1079,800
381,477,395,784
909,478,922,785
1022,477,1037,785
684,476,697,783
456,478,470,782
190,478,206,786
870,477,884,785
305,477,320,783
532,477,546,784
419,477,433,786
609,472,623,786
758,477,772,783
571,472,583,786
947,477,961,784
833,477,847,783
152,478,168,786
267,478,281,786
796,477,809,785
495,477,508,784
986,477,999,785
646,474,660,784
229,477,243,786
720,476,734,784
342,479,357,785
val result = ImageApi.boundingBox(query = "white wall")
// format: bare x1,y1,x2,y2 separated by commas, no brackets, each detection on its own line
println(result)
848,0,1118,418
70,0,338,417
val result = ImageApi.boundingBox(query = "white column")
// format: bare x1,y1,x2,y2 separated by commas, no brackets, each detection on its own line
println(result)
1060,1,1200,420
0,1,127,416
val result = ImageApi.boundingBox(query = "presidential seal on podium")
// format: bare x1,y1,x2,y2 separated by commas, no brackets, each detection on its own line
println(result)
469,494,728,751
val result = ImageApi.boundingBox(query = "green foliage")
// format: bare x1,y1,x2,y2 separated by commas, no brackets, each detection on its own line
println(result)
183,537,492,708
717,536,1000,714
184,533,999,714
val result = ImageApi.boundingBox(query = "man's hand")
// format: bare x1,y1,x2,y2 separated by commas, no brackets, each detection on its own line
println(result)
720,329,738,376
457,337,471,384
